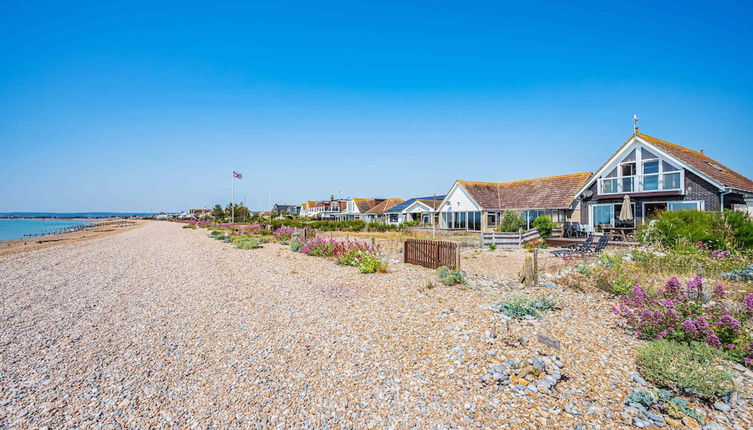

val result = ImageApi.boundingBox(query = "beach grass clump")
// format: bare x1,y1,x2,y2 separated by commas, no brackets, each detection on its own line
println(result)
235,238,262,250
636,339,734,400
436,266,466,286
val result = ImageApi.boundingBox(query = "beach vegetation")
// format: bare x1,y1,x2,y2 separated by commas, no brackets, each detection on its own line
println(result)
435,266,466,286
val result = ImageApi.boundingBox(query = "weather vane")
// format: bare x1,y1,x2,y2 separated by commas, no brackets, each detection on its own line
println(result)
633,114,639,135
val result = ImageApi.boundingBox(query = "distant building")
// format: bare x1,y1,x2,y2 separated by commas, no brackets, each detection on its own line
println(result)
188,208,211,218
272,204,301,217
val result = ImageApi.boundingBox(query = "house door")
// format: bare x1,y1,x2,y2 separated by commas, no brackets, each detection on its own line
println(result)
644,203,667,221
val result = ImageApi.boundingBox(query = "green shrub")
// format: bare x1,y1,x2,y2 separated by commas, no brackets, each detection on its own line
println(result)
402,220,420,227
631,247,748,278
725,210,753,250
624,390,655,408
182,224,197,229
289,239,304,252
235,238,262,249
636,209,751,250
436,266,466,286
496,210,524,233
574,264,591,276
366,222,401,232
488,243,497,251
532,216,555,238
337,248,387,273
496,295,555,319
635,340,734,400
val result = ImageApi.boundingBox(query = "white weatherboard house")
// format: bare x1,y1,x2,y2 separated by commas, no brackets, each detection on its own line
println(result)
438,173,593,232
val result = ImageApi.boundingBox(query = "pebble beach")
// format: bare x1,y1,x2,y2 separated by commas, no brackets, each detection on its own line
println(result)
1,221,750,429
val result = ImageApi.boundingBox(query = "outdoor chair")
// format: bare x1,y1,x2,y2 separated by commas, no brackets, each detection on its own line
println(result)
550,234,593,256
572,222,586,238
563,222,574,238
581,234,609,256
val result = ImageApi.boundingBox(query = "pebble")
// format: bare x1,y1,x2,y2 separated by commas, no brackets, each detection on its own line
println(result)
713,401,731,412
1,222,750,429
632,374,647,386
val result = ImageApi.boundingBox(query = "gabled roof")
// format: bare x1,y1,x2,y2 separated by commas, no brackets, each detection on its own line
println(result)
386,195,446,213
416,199,443,209
637,133,753,193
351,198,383,213
581,132,753,195
366,198,404,214
457,172,592,210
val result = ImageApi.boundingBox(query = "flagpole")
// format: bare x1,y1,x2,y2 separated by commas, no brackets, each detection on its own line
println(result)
231,172,235,223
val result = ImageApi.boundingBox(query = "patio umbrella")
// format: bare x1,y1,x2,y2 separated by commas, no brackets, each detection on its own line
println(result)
618,195,633,221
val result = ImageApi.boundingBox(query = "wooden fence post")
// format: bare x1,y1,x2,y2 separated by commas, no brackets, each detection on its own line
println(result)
533,248,539,286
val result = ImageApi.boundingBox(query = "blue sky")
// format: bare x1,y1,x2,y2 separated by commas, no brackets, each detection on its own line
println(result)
1,1,752,212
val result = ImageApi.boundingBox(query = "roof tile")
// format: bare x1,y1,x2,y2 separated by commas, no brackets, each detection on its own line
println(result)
458,172,592,210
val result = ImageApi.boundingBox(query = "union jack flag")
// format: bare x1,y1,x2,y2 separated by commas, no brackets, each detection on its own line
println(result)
233,171,243,179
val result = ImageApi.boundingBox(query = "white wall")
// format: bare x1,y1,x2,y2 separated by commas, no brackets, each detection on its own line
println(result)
440,183,481,213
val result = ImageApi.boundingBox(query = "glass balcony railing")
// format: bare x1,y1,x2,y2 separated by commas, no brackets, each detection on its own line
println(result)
600,172,681,194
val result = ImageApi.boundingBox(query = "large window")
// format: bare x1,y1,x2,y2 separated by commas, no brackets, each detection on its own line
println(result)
469,212,481,231
442,211,481,231
593,205,614,227
487,212,498,228
668,201,701,211
600,150,684,194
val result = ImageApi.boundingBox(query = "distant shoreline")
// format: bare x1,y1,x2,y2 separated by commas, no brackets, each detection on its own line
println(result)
0,213,156,220
0,220,144,257
0,217,142,220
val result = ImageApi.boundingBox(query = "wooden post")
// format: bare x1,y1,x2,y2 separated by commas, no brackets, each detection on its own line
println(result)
533,248,539,287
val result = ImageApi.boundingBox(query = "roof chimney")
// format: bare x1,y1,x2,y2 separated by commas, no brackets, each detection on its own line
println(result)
330,194,334,201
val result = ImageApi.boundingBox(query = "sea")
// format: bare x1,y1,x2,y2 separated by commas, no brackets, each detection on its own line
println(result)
0,213,155,242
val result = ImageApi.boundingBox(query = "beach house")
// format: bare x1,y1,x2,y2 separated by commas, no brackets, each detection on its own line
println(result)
337,198,384,221
381,196,446,225
437,173,592,232
362,198,404,223
574,132,753,234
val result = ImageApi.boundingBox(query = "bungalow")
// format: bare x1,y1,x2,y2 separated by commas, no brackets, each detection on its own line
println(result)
402,197,443,225
363,198,404,223
576,132,753,232
337,198,384,221
382,196,446,225
300,196,347,219
438,173,592,232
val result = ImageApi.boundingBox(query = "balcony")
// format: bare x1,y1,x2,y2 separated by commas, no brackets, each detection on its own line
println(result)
599,172,682,195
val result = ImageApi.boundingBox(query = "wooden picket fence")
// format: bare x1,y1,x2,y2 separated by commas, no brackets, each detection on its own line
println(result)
404,238,459,270
480,228,540,249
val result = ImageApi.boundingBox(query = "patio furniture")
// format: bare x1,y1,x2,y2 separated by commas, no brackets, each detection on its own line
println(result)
571,222,586,238
582,234,610,255
550,235,594,256
602,226,634,242
563,222,575,238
